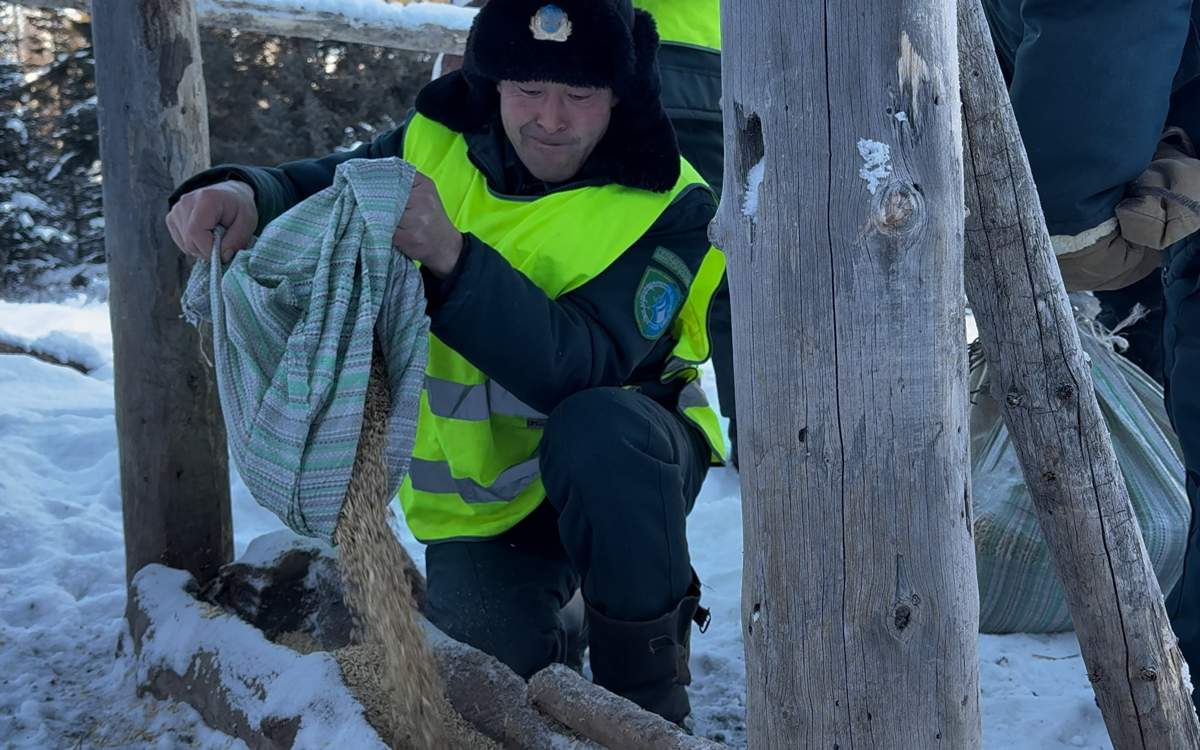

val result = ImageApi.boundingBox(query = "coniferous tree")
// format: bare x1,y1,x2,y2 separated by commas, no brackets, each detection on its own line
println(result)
0,9,100,298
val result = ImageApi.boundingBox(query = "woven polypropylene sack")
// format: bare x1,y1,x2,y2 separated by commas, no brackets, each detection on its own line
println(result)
971,323,1189,633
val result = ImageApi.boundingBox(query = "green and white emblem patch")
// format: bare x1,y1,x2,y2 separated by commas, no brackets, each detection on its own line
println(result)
635,266,684,340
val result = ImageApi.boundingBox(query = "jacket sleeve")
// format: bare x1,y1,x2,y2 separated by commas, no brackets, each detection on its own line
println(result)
423,187,717,417
169,119,411,233
1008,0,1193,236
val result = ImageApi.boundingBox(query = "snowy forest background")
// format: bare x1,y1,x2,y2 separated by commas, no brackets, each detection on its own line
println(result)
0,5,435,300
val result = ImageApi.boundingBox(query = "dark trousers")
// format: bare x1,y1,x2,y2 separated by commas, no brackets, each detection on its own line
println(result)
1162,236,1200,687
422,387,710,678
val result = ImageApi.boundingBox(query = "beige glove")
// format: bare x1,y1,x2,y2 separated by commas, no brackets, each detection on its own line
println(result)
1056,127,1200,291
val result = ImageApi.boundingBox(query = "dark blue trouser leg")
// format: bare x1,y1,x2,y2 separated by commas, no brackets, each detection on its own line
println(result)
423,502,578,678
540,386,711,721
1162,236,1200,702
539,387,710,622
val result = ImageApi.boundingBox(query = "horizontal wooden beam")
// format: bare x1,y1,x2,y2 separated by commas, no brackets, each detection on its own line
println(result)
16,0,475,55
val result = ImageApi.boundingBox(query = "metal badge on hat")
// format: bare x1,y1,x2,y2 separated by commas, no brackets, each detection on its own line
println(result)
530,5,572,42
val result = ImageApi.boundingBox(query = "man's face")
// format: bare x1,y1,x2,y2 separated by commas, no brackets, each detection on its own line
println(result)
498,80,617,184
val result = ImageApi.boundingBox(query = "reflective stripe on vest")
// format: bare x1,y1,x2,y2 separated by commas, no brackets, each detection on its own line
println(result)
399,113,725,543
409,456,541,504
633,0,721,52
424,375,546,421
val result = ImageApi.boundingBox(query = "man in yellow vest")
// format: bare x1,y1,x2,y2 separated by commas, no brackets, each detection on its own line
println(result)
167,0,724,723
437,0,740,466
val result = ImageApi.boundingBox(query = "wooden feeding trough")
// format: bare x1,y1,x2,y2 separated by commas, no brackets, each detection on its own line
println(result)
125,532,725,750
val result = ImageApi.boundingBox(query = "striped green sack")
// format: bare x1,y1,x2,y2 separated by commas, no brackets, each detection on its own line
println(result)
182,157,429,543
970,321,1189,633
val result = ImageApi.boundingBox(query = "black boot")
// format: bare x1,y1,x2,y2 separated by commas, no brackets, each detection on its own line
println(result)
585,575,710,724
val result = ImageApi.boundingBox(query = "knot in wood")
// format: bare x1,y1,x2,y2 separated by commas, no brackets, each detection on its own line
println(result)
871,183,923,237
1056,383,1075,400
1042,471,1057,483
1005,390,1024,407
894,604,912,630
1139,666,1158,682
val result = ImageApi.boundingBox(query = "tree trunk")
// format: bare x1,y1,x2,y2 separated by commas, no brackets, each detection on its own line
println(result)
712,1,980,747
92,0,232,587
956,0,1200,745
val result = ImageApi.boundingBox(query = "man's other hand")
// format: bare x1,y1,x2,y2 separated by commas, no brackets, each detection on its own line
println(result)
393,172,463,277
166,180,257,262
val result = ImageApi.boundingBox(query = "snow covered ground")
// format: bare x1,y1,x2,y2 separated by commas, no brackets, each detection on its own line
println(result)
0,297,1113,749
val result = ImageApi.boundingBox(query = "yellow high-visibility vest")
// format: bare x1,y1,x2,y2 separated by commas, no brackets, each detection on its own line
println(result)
398,113,726,542
634,0,721,52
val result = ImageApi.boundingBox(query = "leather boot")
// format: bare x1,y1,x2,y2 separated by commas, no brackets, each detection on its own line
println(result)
585,574,709,724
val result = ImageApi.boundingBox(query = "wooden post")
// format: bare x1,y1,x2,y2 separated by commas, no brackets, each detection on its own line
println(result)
957,0,1200,745
712,1,980,747
92,0,232,586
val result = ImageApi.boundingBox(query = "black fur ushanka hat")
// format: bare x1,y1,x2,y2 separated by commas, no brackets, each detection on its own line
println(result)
415,0,681,192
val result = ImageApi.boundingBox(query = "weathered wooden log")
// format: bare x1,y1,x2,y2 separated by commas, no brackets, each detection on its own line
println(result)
712,0,980,746
92,0,232,587
426,629,601,750
957,0,1200,746
528,664,724,750
22,0,473,55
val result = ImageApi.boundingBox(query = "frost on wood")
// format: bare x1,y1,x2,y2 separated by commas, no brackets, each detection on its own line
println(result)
741,158,765,218
857,138,892,194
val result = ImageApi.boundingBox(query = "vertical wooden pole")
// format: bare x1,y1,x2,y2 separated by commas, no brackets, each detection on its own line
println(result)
712,1,980,747
92,0,232,587
957,0,1200,745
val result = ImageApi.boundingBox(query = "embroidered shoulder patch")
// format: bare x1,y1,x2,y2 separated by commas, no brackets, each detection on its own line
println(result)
635,266,684,340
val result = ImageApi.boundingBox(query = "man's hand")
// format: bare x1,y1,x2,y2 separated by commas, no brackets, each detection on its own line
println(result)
165,180,257,262
393,172,463,278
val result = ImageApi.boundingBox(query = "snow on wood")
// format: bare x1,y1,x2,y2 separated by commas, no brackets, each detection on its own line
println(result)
740,158,764,219
128,564,390,750
0,329,103,373
14,0,476,55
